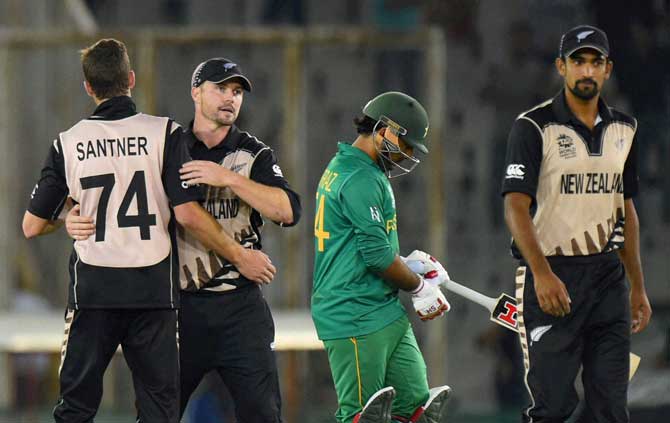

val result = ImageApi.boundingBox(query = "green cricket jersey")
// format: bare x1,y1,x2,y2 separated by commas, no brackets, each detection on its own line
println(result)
312,142,406,340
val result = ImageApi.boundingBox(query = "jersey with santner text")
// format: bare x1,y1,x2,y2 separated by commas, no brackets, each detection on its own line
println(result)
28,96,200,309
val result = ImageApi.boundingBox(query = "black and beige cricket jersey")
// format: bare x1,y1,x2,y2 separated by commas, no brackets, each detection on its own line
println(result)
28,96,201,308
501,91,638,259
178,123,301,293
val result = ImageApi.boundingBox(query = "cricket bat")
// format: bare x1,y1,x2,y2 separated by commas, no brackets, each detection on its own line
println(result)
440,279,641,380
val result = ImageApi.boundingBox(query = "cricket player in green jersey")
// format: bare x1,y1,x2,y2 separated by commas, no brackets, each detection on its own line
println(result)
312,91,452,423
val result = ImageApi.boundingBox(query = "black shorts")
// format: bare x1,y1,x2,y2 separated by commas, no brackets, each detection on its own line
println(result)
516,252,630,423
179,286,282,422
54,308,179,423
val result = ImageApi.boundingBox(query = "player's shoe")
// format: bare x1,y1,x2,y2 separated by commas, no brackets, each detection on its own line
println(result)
353,386,396,423
407,385,452,423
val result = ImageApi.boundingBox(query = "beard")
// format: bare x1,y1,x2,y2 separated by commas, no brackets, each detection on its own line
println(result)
569,78,599,100
200,99,237,126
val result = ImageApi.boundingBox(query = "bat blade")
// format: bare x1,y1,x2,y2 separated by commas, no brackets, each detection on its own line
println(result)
629,352,641,381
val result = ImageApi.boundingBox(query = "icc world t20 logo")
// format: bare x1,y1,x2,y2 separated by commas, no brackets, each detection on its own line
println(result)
557,134,577,159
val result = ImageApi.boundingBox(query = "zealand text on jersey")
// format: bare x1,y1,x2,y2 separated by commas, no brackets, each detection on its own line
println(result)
76,137,149,160
560,172,623,195
206,198,240,219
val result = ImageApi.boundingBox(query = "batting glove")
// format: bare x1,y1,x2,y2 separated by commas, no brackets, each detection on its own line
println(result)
410,278,450,321
403,250,450,286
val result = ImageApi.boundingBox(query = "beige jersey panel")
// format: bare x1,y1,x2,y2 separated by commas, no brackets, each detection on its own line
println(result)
61,114,173,268
177,148,266,291
534,122,635,256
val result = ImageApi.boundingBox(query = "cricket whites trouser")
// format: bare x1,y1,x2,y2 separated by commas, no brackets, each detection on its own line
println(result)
54,308,180,423
516,251,630,423
323,315,430,423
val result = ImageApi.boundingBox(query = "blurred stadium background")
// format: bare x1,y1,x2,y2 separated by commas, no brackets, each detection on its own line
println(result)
0,0,668,422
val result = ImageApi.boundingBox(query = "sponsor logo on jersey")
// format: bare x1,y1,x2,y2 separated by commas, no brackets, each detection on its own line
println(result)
505,164,526,179
560,172,623,194
30,184,38,199
272,164,283,177
557,134,577,159
386,214,397,233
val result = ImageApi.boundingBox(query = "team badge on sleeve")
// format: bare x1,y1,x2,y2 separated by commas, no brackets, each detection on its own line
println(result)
369,206,382,223
505,164,525,180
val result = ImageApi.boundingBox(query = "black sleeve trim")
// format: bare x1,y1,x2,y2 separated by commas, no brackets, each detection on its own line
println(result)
27,138,69,219
277,187,302,227
500,116,543,199
623,121,639,199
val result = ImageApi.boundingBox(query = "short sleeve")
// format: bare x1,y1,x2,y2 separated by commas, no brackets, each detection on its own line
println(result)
623,129,639,199
27,139,69,219
339,173,395,273
162,121,203,206
500,117,544,201
249,148,302,226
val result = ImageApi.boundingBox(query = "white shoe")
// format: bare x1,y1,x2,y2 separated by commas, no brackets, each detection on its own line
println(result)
353,386,396,423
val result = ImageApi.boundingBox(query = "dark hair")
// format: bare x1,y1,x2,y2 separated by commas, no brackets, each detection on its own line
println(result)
353,115,381,135
80,38,131,99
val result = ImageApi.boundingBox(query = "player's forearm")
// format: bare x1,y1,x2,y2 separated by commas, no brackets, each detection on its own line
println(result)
41,220,64,235
380,255,422,291
22,211,62,239
617,199,645,290
174,202,243,264
228,174,293,224
503,194,552,277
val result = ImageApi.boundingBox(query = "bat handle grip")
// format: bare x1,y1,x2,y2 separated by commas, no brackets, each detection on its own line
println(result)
441,279,497,311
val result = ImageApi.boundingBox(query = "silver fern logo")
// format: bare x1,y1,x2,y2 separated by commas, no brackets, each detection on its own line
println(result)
576,30,594,42
529,325,553,346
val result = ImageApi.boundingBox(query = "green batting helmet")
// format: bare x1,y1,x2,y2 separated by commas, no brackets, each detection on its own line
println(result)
362,91,430,153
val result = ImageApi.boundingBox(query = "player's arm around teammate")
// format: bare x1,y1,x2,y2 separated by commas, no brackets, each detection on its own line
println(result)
64,190,276,284
179,159,294,225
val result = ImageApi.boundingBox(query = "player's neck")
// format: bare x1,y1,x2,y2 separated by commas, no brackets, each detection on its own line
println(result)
564,88,600,130
352,134,378,162
193,114,231,149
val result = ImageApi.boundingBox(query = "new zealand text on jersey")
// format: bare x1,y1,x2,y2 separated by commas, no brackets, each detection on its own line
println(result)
560,172,623,195
206,198,240,219
76,137,149,160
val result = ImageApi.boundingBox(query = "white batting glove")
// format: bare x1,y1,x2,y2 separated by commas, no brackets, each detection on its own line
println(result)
410,278,450,321
402,250,450,286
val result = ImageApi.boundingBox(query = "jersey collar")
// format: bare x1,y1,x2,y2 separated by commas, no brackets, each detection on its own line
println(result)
337,142,381,170
89,96,137,120
552,89,613,128
185,121,243,152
